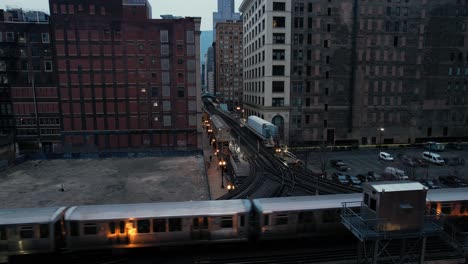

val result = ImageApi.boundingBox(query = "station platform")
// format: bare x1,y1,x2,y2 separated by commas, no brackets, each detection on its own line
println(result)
202,117,250,200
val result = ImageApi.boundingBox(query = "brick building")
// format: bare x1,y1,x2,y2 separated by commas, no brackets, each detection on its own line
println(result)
215,21,243,110
0,9,60,153
49,0,202,151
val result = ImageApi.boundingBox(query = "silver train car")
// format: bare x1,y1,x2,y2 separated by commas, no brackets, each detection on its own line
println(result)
0,207,66,261
253,194,362,240
1,188,468,260
64,200,251,251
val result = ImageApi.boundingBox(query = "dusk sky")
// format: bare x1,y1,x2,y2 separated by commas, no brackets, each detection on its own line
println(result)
1,0,243,30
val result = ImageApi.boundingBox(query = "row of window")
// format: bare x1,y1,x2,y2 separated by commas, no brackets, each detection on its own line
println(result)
0,224,49,240
0,32,49,44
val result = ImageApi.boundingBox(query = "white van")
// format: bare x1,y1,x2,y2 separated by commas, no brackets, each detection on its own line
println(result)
422,151,445,165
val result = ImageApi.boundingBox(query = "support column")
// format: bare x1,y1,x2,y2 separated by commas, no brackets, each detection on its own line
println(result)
372,240,379,264
419,237,427,264
357,241,363,264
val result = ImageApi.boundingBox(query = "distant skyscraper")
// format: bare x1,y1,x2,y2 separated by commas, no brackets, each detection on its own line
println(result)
213,0,240,38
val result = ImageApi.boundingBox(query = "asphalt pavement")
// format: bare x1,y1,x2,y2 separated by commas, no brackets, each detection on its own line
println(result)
299,146,468,186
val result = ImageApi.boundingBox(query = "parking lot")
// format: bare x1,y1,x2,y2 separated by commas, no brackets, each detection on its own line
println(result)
300,146,468,187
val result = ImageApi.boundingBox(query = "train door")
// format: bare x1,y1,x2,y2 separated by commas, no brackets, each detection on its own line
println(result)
297,211,316,234
53,221,65,251
190,217,210,240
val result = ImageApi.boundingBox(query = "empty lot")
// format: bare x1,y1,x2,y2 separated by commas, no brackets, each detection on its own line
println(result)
0,156,209,208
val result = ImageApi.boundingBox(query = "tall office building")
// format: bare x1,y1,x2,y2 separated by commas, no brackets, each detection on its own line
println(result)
240,0,292,144
49,0,202,151
0,9,60,153
240,0,468,146
215,21,243,110
213,0,241,39
205,46,215,94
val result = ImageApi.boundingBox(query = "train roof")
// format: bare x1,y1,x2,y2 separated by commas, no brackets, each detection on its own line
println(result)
0,207,67,225
210,115,229,130
426,187,468,203
253,193,362,213
65,200,251,221
248,115,276,126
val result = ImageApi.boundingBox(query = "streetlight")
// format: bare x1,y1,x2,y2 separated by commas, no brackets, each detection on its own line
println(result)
378,127,384,159
219,159,226,189
227,183,235,191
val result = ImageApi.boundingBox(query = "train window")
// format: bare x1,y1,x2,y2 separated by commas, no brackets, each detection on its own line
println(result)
19,226,34,239
275,214,288,225
109,222,115,234
0,226,6,240
119,221,125,234
153,219,166,232
70,221,79,236
137,220,150,233
298,212,314,224
168,218,182,232
441,204,452,215
83,223,97,235
220,217,233,228
39,224,49,238
364,193,369,206
240,215,245,227
203,217,208,229
193,218,199,229
461,202,468,214
369,198,377,211
263,214,270,226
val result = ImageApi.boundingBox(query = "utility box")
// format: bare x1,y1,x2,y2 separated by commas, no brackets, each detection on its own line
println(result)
361,181,427,232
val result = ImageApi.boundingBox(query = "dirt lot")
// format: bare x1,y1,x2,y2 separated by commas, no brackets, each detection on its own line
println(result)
0,156,209,208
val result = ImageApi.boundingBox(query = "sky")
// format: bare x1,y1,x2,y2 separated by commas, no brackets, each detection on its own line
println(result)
1,0,243,30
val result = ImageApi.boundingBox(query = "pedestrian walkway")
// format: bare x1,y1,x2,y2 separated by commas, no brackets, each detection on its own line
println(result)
202,125,228,200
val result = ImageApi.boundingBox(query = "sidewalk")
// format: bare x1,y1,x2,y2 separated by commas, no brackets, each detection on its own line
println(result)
202,126,228,200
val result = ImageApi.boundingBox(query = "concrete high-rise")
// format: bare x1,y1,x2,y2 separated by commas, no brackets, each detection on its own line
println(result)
240,0,468,146
213,0,241,39
215,21,243,110
240,0,292,144
49,0,202,151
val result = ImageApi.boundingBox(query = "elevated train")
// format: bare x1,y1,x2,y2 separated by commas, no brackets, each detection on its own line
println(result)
1,187,467,261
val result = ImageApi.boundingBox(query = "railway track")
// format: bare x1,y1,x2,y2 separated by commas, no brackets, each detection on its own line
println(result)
203,99,363,198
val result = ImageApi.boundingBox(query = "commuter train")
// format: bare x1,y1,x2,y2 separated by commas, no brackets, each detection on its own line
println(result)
1,188,468,261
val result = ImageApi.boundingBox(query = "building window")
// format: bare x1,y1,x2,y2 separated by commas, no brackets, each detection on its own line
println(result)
273,17,286,28
186,31,194,43
273,2,286,11
272,49,285,60
89,4,95,14
160,30,169,43
273,33,285,44
272,81,284,93
161,45,169,55
272,65,285,76
6,32,14,42
272,98,284,107
177,87,185,97
44,61,53,72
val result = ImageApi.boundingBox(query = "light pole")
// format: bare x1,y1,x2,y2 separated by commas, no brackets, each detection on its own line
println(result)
378,127,384,159
219,159,226,189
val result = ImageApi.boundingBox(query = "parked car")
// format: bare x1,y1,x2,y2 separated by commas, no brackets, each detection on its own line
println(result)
332,172,350,185
346,174,362,187
419,179,440,189
422,151,445,165
356,174,374,183
413,158,429,168
330,159,350,171
439,176,468,188
400,156,417,167
383,167,409,180
367,171,383,181
379,152,394,161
